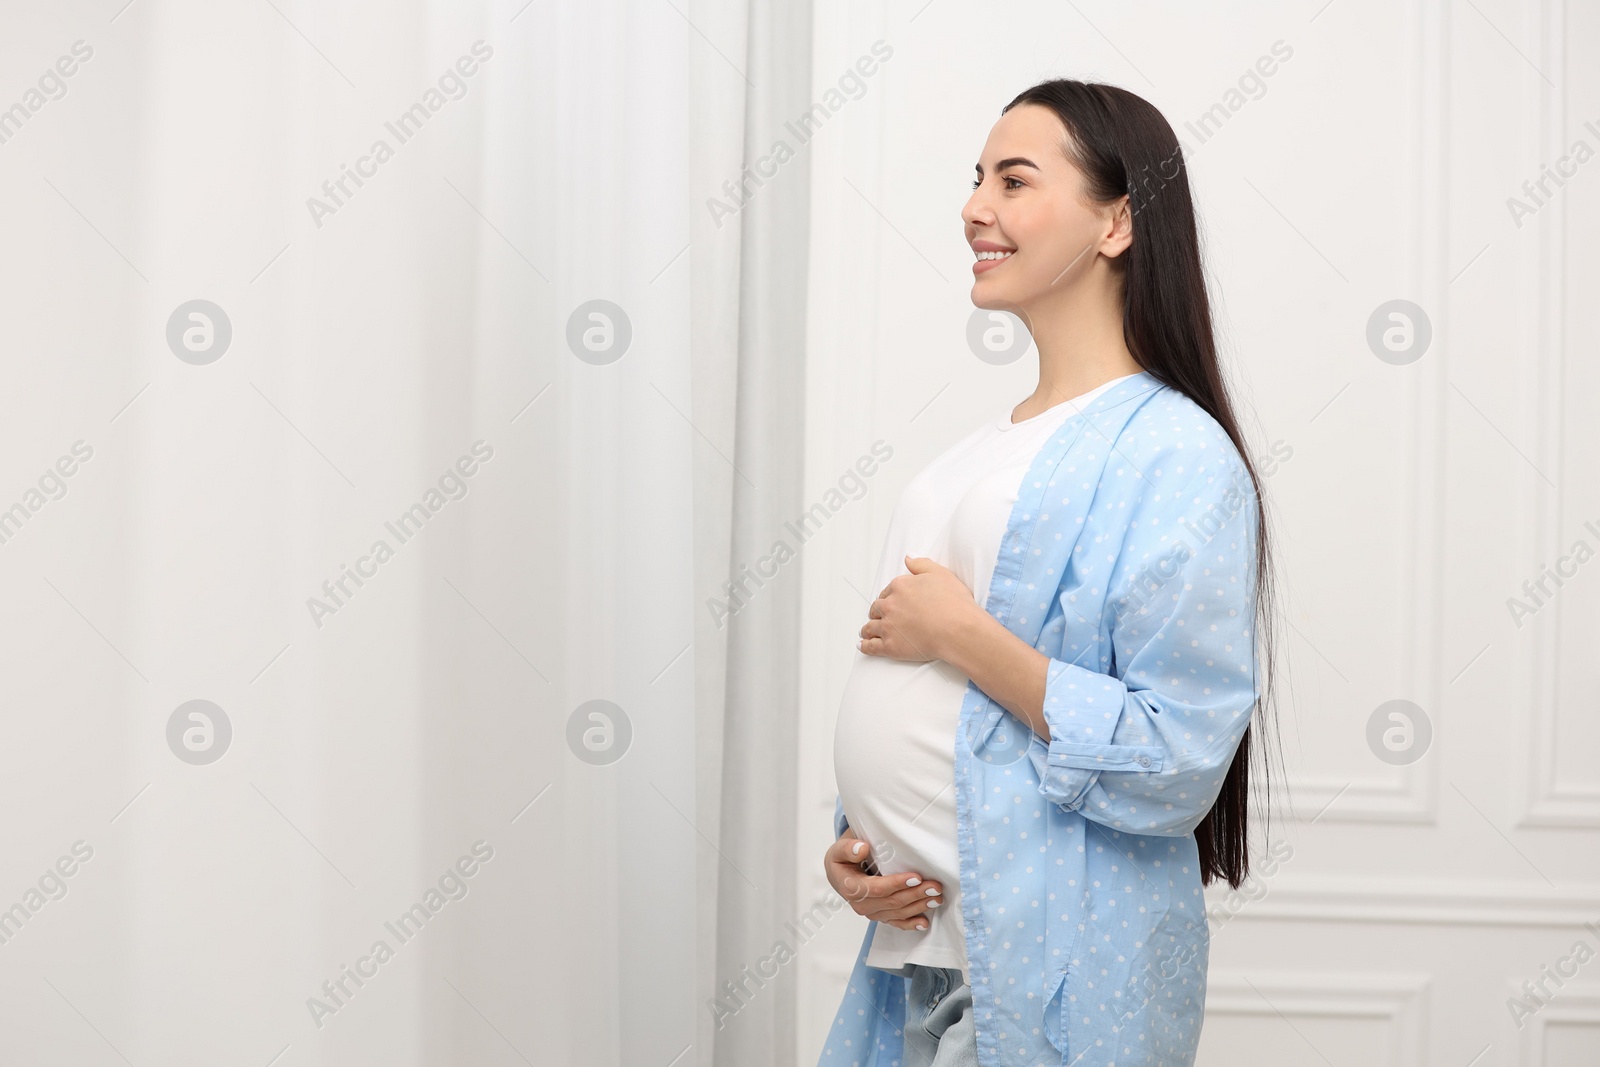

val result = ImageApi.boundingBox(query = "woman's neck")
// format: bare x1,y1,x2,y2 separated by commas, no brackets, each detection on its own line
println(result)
1008,287,1142,420
1004,319,1145,419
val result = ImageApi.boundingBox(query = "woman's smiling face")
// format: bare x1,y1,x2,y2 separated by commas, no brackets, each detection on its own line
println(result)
962,103,1131,312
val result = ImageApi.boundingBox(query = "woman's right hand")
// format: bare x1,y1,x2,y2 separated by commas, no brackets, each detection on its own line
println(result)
824,829,944,931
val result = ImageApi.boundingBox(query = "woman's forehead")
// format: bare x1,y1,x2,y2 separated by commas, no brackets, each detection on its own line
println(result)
978,106,1071,169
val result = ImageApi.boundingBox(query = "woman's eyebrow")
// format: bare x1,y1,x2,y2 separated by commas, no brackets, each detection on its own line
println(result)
974,157,1041,176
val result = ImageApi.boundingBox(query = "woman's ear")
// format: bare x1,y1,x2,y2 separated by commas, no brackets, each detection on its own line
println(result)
1101,194,1135,259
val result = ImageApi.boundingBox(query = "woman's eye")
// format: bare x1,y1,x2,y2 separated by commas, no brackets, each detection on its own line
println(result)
971,176,1024,190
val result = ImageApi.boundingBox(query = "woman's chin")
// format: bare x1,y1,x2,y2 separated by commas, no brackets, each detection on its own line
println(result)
970,288,1023,314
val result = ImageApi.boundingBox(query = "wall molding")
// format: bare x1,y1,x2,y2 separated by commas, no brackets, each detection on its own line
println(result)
1516,0,1600,832
1206,874,1600,928
1287,773,1435,825
1512,981,1600,1063
1204,970,1430,1064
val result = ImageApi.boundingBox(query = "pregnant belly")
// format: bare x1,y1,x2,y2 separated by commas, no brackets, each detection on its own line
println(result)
832,652,972,886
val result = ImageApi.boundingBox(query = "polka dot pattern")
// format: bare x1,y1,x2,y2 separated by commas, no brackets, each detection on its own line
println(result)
819,375,1259,1066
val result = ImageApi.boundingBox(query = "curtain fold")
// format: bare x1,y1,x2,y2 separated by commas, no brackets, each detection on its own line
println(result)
691,0,813,1064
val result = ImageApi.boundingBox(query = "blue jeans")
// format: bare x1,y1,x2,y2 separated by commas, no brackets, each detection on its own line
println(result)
900,964,978,1067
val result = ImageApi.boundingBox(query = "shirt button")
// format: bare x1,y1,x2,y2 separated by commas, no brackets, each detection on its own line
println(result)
1137,756,1151,767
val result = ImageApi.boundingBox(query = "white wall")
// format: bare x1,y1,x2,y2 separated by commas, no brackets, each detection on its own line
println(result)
797,1,1600,1063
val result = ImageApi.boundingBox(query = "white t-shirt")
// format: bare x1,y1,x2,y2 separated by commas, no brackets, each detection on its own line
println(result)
831,373,1136,977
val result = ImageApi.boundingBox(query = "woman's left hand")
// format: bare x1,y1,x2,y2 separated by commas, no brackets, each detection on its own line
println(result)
858,555,979,663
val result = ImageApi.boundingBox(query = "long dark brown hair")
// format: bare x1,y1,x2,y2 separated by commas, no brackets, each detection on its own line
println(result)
1003,78,1283,890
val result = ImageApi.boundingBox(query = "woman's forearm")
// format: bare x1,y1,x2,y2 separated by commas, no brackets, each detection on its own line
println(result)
938,605,1053,742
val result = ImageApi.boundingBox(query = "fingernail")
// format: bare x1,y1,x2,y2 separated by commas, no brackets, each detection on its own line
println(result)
925,887,941,896
905,877,921,887
927,900,941,908
915,923,927,930
852,842,864,856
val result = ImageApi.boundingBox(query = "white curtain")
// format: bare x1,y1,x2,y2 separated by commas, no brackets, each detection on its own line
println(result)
692,0,814,1062
0,0,808,1064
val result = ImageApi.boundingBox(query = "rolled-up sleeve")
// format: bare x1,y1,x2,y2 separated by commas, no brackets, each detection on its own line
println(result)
1033,458,1260,837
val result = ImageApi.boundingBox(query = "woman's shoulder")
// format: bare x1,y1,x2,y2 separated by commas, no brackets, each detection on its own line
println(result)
1115,381,1250,490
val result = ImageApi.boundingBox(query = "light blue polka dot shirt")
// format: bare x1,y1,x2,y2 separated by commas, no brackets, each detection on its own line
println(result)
820,372,1261,1067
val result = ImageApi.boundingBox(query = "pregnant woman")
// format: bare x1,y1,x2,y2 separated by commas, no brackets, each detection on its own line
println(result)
820,79,1278,1066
